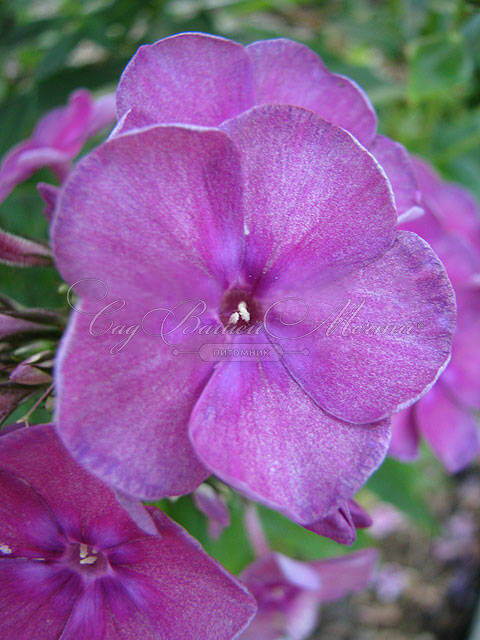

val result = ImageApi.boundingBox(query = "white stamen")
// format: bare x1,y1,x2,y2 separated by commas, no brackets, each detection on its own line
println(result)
79,543,88,559
80,555,98,565
238,301,250,323
0,544,12,555
244,222,250,236
228,311,240,325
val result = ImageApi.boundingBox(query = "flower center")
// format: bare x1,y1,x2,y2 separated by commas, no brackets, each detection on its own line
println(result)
219,288,262,329
78,543,98,566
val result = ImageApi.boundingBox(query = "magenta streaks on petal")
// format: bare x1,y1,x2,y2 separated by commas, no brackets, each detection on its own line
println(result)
0,425,257,639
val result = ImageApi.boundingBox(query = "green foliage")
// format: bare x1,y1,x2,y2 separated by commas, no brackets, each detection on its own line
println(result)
365,457,440,533
157,493,255,574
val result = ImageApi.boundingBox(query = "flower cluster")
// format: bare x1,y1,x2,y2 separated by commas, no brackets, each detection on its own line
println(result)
0,31,476,639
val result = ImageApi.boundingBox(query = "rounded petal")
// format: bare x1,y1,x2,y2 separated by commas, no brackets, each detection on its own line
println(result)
117,33,254,128
0,468,65,559
52,123,244,307
247,39,377,146
221,104,396,288
55,306,212,500
412,156,480,253
0,424,145,547
389,407,420,462
0,560,81,640
266,231,456,424
313,548,377,602
441,289,480,408
96,508,257,640
34,89,93,154
368,134,423,221
415,382,480,473
189,355,390,523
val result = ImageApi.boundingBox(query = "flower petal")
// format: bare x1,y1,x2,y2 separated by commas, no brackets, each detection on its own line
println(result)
55,306,212,500
368,134,423,220
117,33,254,129
247,39,377,146
305,499,371,545
313,548,377,602
0,559,81,639
33,89,93,154
412,156,480,253
415,382,480,473
52,123,244,307
441,289,480,408
389,407,420,462
97,508,257,640
189,354,390,523
266,231,456,424
0,468,65,559
37,182,60,222
0,424,146,548
0,143,69,203
221,104,396,288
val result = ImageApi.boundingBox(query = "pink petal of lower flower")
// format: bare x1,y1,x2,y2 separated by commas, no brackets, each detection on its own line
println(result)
0,560,81,639
0,424,143,547
101,508,257,640
0,468,65,559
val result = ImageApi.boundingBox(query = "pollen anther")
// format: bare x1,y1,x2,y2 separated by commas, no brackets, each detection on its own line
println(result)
238,301,250,323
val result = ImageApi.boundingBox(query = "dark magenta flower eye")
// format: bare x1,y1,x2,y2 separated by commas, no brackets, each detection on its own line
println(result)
0,424,256,639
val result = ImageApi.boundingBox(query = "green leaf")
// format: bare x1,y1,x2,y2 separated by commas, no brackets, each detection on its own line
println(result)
407,32,473,102
365,457,439,532
158,494,254,575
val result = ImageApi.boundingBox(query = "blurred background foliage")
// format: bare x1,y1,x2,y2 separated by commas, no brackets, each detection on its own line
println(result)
0,0,479,576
